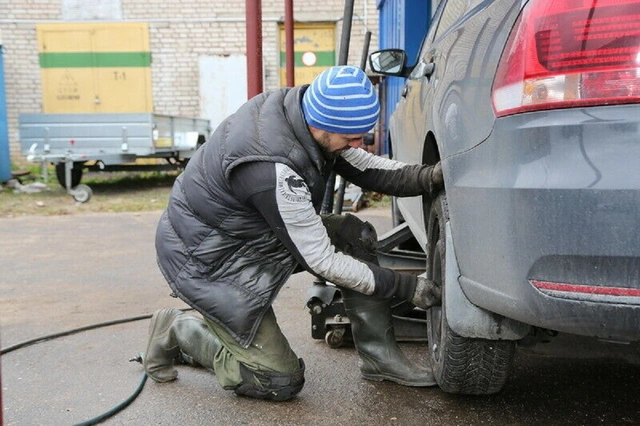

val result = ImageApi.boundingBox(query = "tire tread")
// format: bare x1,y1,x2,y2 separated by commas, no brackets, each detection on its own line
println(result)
426,191,515,395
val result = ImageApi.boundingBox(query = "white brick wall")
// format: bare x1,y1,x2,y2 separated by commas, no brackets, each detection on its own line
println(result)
0,0,379,164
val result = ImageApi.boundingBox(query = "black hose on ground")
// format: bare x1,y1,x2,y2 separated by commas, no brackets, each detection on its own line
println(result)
0,308,193,425
73,371,147,426
0,314,153,355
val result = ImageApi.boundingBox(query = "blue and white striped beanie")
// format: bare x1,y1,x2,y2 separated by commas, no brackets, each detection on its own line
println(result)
302,65,380,134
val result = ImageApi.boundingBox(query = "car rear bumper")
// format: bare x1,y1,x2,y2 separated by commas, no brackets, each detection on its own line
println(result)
446,104,640,342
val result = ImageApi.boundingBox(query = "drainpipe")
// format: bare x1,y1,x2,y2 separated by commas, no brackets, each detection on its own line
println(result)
285,0,294,87
332,29,371,215
245,0,263,98
321,0,355,214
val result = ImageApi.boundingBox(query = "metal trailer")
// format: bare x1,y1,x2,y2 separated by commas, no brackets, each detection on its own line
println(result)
19,112,210,202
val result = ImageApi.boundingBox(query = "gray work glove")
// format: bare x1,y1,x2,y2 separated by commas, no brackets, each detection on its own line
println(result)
419,162,444,196
393,272,441,310
412,273,441,309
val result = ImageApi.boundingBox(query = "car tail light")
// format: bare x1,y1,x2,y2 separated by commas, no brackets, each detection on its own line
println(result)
492,0,640,117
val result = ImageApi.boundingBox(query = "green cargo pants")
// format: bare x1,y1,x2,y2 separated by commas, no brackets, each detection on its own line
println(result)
204,308,300,389
203,213,378,389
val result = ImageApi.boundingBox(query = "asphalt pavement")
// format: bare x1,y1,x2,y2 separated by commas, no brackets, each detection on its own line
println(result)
1,208,639,426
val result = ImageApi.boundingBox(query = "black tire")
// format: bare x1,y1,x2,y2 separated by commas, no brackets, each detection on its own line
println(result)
55,162,84,189
426,192,515,395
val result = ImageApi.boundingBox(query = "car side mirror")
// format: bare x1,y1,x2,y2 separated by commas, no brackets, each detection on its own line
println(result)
369,49,407,76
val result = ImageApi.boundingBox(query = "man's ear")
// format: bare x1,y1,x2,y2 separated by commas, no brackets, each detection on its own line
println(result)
307,125,328,143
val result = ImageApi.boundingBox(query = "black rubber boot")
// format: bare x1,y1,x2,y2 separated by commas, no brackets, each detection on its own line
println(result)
143,308,221,382
342,289,436,387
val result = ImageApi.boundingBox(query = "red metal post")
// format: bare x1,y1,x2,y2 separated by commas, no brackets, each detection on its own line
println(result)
245,0,263,98
285,0,295,87
0,335,3,426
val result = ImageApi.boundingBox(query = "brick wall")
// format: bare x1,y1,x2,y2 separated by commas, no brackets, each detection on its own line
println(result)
0,0,379,165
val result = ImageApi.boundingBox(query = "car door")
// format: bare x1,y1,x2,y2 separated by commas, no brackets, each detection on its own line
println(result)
392,0,473,245
391,1,445,167
411,0,474,155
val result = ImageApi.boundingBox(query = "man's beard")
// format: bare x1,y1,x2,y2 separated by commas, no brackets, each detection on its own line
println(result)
317,131,340,161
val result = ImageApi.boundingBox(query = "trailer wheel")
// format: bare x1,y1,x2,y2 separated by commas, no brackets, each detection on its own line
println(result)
55,162,83,188
71,184,93,203
325,327,346,349
425,192,515,395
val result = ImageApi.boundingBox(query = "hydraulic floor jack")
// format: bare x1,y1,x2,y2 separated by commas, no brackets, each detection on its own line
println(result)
306,222,429,348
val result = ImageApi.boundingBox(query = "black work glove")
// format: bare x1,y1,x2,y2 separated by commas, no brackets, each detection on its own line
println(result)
393,272,441,310
419,162,444,196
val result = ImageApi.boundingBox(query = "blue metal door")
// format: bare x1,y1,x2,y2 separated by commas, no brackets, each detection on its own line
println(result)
0,41,11,182
376,0,433,155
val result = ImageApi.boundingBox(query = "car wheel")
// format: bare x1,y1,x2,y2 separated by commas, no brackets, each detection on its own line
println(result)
55,162,83,189
426,192,515,395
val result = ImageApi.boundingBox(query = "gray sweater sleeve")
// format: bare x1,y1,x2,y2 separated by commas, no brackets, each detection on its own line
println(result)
333,147,432,196
230,161,411,297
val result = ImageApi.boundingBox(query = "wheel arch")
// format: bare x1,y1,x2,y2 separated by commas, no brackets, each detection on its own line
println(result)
421,133,529,340
421,131,441,220
422,131,440,167
442,213,529,340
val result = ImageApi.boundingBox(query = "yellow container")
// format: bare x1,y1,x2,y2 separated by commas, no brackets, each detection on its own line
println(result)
278,23,335,86
37,23,152,113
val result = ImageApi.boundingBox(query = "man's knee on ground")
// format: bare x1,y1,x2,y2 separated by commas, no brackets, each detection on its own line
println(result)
233,359,305,401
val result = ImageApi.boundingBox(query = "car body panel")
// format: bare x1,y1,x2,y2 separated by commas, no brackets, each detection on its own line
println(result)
385,0,640,342
391,0,522,249
444,220,531,340
448,105,640,341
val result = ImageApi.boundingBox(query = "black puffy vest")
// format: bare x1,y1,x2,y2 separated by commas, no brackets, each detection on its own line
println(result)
155,86,330,348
